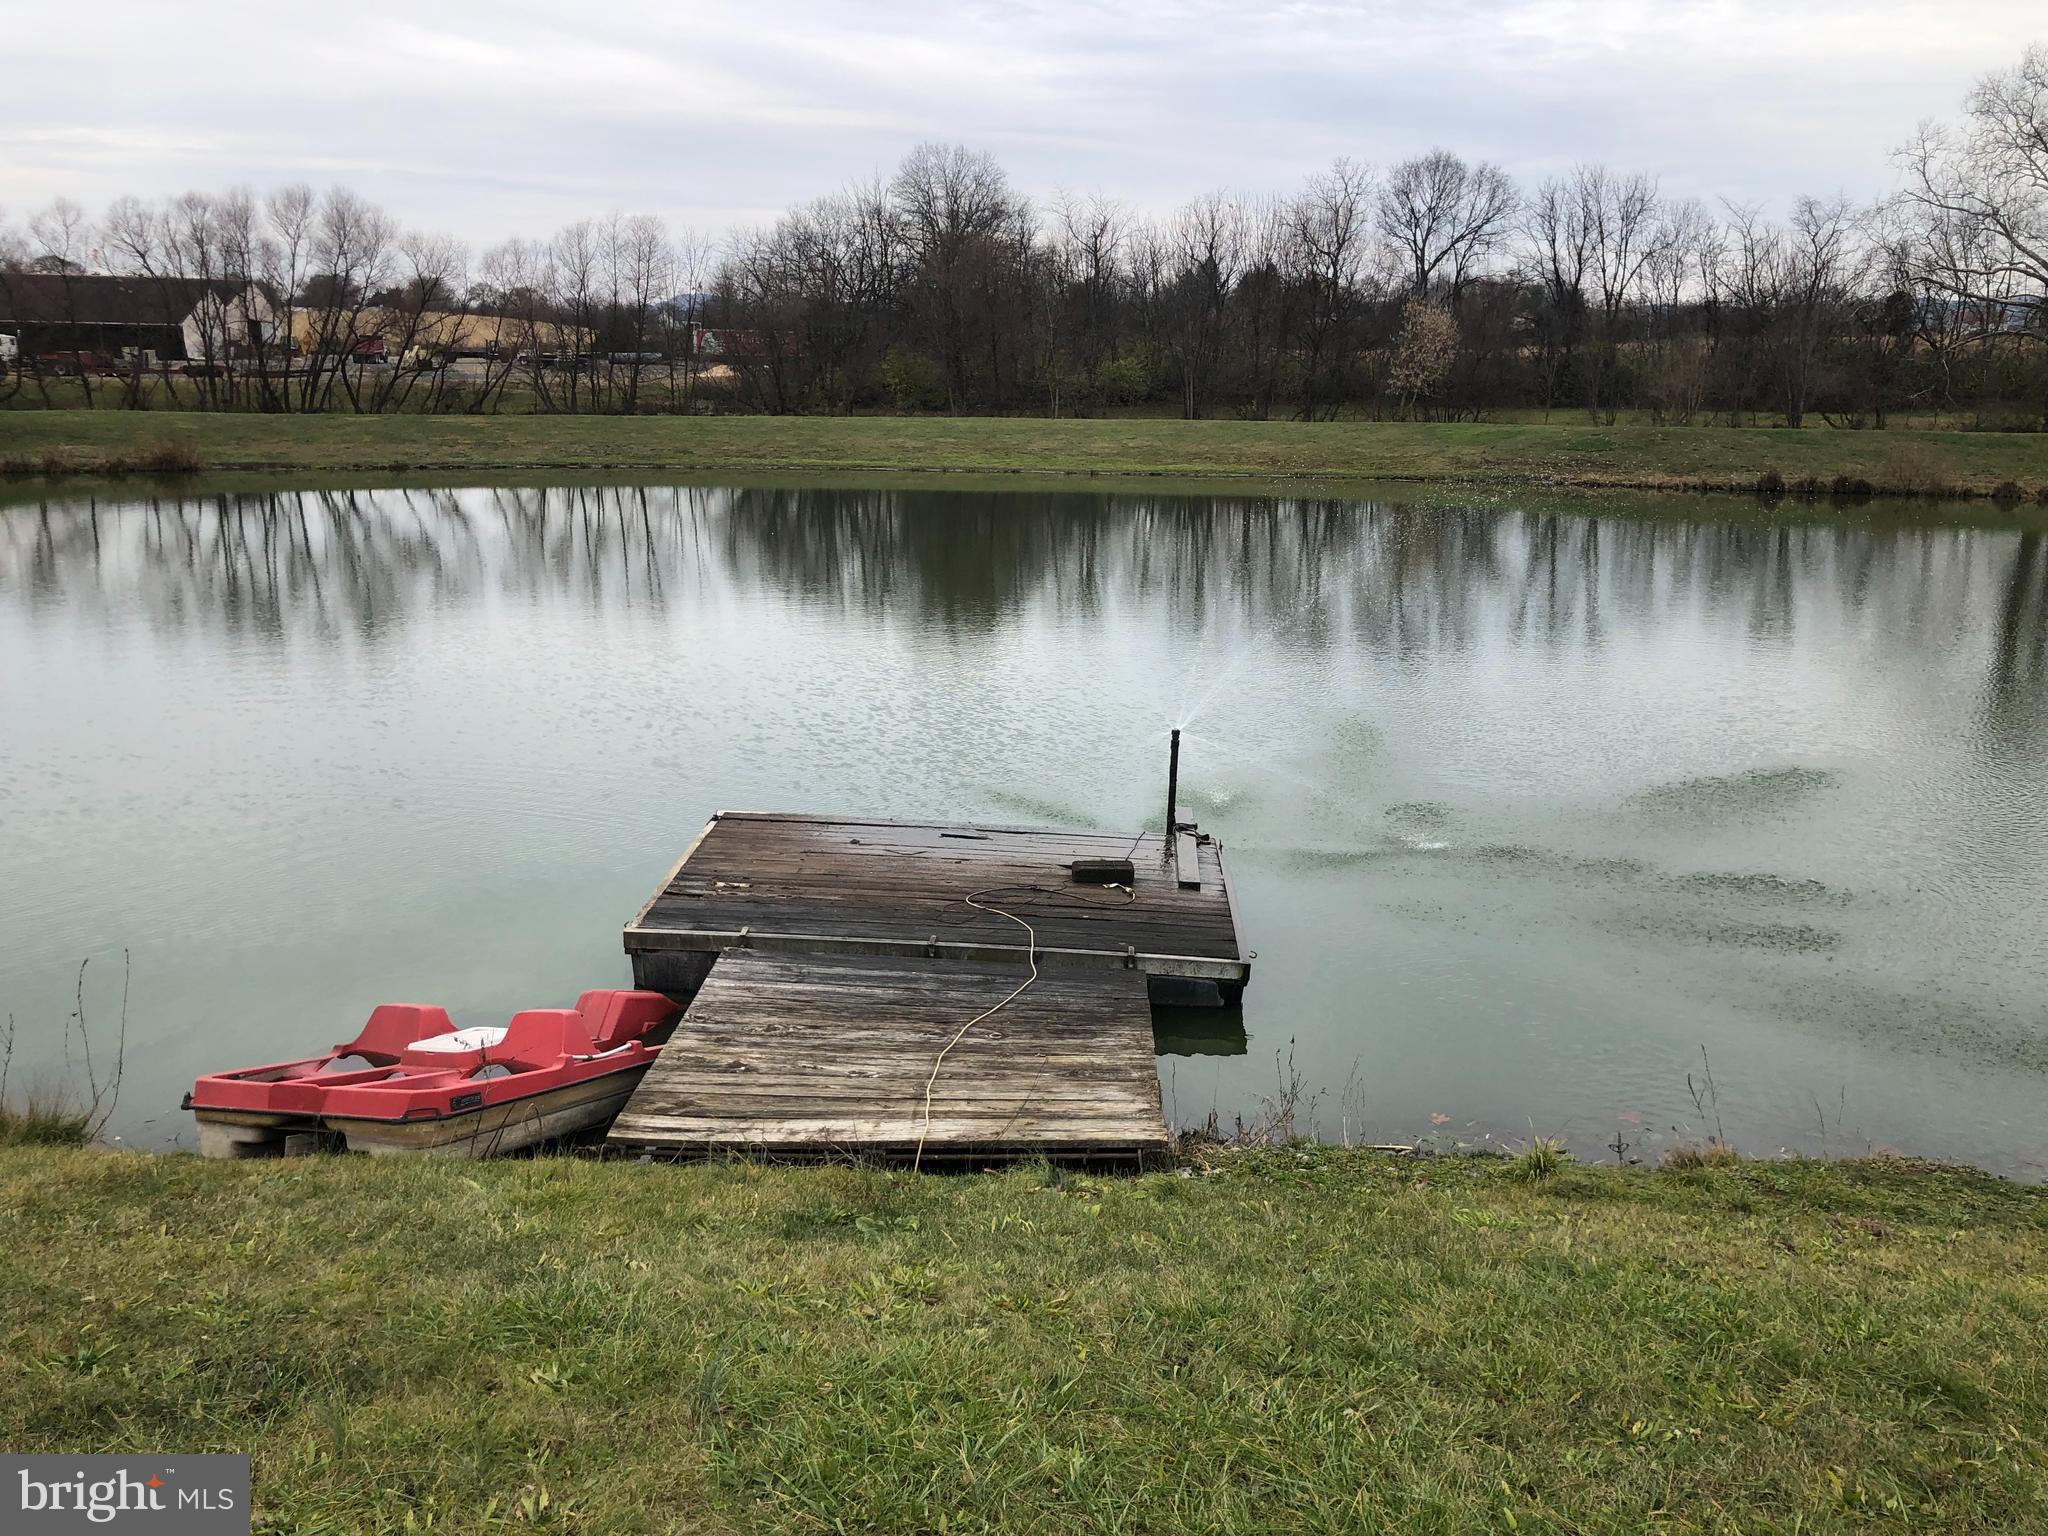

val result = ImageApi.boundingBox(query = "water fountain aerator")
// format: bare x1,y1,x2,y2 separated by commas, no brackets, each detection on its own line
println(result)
1165,727,1183,840
1069,727,1185,886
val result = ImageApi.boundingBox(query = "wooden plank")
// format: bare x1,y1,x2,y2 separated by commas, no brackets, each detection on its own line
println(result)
625,816,717,930
608,950,1168,1163
1215,841,1252,969
1175,831,1202,889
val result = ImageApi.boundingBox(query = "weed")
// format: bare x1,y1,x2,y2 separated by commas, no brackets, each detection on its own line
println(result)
129,440,204,475
0,1097,92,1147
1231,1038,1323,1146
1662,1141,1742,1170
1,954,130,1146
1685,1043,1727,1147
1879,439,1947,497
0,1012,89,1146
1510,1134,1569,1182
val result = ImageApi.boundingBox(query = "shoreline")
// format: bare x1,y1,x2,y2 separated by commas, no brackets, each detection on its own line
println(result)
5,412,2048,503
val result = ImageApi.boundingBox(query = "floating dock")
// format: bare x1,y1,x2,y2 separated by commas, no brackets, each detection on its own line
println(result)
609,811,1250,1165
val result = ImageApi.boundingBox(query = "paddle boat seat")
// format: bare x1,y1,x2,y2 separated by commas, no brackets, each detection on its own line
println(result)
576,989,678,1049
346,1004,458,1063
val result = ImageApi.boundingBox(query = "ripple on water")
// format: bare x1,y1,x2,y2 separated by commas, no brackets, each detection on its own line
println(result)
979,789,1113,829
1669,870,1849,907
1628,766,1837,822
1383,800,1454,830
1599,910,1843,955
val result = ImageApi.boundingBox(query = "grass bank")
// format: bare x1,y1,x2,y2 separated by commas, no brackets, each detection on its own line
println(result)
3,1146,2044,1532
5,412,2048,500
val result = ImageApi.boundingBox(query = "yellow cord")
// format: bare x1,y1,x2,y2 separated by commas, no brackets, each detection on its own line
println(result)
912,890,1039,1173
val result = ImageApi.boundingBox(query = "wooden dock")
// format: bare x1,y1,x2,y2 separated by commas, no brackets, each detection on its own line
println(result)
608,951,1166,1164
609,812,1250,1165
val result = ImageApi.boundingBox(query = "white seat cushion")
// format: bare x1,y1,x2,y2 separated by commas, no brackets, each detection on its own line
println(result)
408,1025,509,1053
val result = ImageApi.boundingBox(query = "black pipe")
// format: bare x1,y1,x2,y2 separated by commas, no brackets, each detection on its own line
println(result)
1165,727,1181,843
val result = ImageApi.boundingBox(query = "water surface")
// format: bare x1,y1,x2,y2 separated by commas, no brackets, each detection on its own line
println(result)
3,481,2043,1174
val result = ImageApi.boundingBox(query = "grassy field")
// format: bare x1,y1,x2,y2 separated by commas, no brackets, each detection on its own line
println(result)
3,1145,2044,1533
4,411,2048,499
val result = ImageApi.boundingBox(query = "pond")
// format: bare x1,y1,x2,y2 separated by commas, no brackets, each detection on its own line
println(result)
2,479,2044,1175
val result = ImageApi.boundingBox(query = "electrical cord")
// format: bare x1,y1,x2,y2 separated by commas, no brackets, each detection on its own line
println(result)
927,881,1139,925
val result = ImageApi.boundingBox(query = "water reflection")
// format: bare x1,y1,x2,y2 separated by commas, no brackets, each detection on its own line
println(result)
7,486,2045,695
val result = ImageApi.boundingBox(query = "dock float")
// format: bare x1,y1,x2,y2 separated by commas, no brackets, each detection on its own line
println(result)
609,811,1251,1166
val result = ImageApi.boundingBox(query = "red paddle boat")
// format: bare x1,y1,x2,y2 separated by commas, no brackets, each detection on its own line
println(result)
185,990,679,1158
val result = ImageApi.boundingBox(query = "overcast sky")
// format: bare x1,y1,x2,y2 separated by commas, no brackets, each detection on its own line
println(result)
3,1,2039,253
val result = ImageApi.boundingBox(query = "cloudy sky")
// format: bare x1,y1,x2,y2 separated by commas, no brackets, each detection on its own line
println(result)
3,1,2038,250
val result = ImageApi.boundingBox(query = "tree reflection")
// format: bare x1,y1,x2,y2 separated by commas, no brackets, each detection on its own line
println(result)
2,483,2042,789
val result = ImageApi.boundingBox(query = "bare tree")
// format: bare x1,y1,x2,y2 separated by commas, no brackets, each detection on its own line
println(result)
1897,45,2048,424
1520,173,1595,413
1882,190,2008,418
1290,158,1375,420
891,143,1025,412
551,219,602,412
1378,149,1518,302
216,188,285,412
293,187,396,413
1049,191,1130,413
1162,192,1247,419
263,185,317,411
469,237,551,413
608,212,671,414
0,209,28,406
1641,198,1720,423
1778,193,1864,428
1711,201,1788,424
364,231,470,414
1581,166,1662,420
721,184,892,413
29,198,97,406
100,194,172,407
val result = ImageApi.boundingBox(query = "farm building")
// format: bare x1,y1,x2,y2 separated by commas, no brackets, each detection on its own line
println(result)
0,273,279,367
286,305,594,364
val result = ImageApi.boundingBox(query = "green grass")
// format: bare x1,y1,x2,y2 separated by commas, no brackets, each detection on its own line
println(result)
4,1146,2045,1532
5,412,2048,499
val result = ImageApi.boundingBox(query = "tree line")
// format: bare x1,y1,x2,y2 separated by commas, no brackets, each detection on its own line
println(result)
2,44,2043,426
